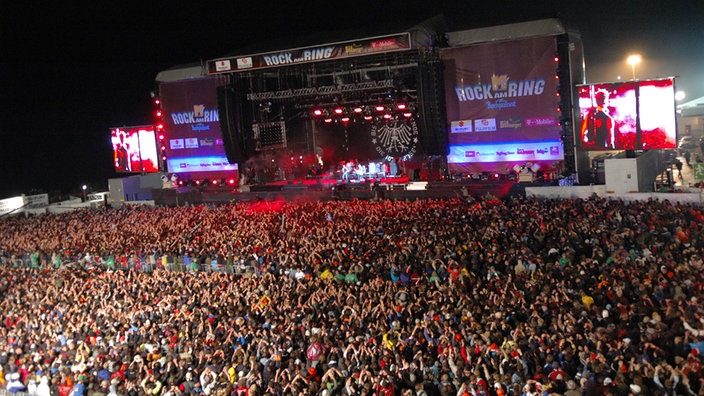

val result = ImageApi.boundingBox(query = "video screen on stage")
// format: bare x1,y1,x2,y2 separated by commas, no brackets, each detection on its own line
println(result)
577,78,676,151
159,77,237,175
110,126,159,173
440,35,564,176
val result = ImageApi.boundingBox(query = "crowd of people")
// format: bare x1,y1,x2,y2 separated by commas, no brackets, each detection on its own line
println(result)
0,195,703,396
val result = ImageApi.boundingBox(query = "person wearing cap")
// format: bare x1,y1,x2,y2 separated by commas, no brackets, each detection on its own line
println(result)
6,372,25,394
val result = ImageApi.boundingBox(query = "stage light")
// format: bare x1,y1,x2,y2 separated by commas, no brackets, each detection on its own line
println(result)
403,112,413,118
375,105,385,112
212,179,219,186
363,115,373,121
227,178,236,186
160,145,166,151
154,98,160,105
195,180,201,186
554,55,559,62
396,103,407,110
341,117,350,123
324,118,333,123
155,109,162,117
178,180,184,186
353,106,363,113
157,123,164,131
383,113,392,120
333,107,344,115
312,108,323,116
158,133,165,140
161,155,167,161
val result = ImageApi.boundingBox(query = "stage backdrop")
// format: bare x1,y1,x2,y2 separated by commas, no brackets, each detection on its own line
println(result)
160,77,237,179
440,35,564,177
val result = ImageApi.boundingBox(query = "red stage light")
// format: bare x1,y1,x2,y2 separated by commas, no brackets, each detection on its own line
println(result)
195,180,201,185
154,98,160,105
227,178,236,185
324,118,333,123
160,146,166,151
333,107,344,115
383,113,392,119
341,117,350,123
312,109,323,116
375,105,385,112
363,115,373,121
158,134,165,140
353,106,363,113
155,109,162,117
161,155,167,161
178,180,184,186
554,56,559,62
157,123,164,130
397,103,407,110
403,112,413,118
212,179,219,186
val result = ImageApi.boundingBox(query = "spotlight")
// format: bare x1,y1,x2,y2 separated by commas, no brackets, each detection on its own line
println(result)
324,118,333,123
155,109,162,117
227,178,236,186
341,117,350,123
403,112,413,118
375,105,385,112
333,107,344,115
383,113,392,120
312,108,323,117
363,115,373,121
396,103,407,110
353,106,363,114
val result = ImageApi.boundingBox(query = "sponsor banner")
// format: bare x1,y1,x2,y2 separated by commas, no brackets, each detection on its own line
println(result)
170,139,184,149
207,33,411,73
167,156,238,173
474,118,497,132
525,117,557,127
160,77,236,174
26,193,49,207
0,196,26,216
185,138,199,149
441,35,562,151
236,57,253,69
215,60,231,72
450,120,473,133
447,140,564,163
499,118,523,129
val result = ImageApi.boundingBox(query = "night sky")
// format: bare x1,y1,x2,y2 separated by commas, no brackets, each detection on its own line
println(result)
1,1,702,199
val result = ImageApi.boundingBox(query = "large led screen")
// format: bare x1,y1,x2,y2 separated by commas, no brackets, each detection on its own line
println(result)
577,78,676,151
160,77,237,175
110,126,159,173
440,35,564,176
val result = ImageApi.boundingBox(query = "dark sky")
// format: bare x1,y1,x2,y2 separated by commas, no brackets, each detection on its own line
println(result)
1,1,702,199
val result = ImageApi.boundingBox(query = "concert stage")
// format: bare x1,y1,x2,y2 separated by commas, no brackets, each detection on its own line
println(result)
151,176,536,206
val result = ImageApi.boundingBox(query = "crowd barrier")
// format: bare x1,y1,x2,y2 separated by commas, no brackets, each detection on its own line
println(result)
0,254,258,276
